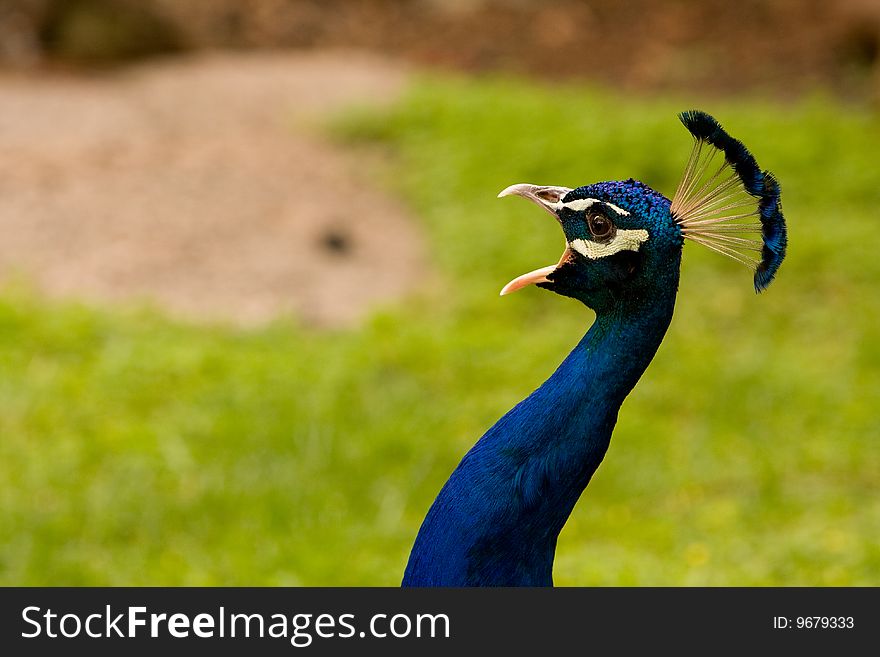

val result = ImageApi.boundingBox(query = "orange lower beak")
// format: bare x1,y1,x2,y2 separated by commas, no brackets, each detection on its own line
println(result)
500,247,573,296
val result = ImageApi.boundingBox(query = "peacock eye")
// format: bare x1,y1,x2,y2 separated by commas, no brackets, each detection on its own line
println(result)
587,212,615,241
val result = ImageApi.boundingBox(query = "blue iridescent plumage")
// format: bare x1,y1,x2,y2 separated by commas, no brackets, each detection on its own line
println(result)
402,112,786,587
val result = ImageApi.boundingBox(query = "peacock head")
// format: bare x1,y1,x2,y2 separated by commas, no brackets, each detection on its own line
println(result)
497,111,787,313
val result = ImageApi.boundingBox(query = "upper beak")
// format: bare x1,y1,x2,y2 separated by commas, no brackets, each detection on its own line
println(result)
497,183,573,296
497,183,572,216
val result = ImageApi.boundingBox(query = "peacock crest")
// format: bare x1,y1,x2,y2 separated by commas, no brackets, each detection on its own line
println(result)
671,111,787,292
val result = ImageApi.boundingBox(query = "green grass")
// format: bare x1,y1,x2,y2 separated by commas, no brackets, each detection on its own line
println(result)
2,78,879,585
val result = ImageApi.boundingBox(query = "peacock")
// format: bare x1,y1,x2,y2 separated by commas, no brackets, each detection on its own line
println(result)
402,111,787,586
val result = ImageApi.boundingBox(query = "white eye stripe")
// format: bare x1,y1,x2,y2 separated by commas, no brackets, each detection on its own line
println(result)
548,197,631,216
554,198,597,212
569,229,649,260
600,201,630,216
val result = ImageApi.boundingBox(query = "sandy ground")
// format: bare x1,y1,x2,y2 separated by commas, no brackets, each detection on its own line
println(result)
0,51,424,326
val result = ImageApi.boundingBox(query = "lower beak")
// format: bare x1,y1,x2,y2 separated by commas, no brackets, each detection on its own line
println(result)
497,183,573,296
499,247,574,295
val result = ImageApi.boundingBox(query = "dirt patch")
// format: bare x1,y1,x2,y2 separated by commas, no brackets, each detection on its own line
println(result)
0,52,426,326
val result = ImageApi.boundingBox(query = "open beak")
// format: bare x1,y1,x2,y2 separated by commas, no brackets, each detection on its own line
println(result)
497,183,573,296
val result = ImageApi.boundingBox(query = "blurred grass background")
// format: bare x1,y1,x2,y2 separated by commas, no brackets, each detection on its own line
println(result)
2,76,878,585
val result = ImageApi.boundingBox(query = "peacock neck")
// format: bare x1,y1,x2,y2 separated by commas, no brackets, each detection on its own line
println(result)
402,284,678,586
493,289,678,530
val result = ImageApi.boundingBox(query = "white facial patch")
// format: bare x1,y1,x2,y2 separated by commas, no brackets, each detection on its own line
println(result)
569,229,649,260
548,197,631,216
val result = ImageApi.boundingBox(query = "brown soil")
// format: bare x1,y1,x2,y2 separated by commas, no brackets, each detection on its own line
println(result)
0,52,425,326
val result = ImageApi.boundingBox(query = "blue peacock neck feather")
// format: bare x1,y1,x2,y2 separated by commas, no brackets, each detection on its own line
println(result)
403,212,680,586
402,111,786,587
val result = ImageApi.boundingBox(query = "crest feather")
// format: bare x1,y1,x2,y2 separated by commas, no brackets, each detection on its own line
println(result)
671,110,787,292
